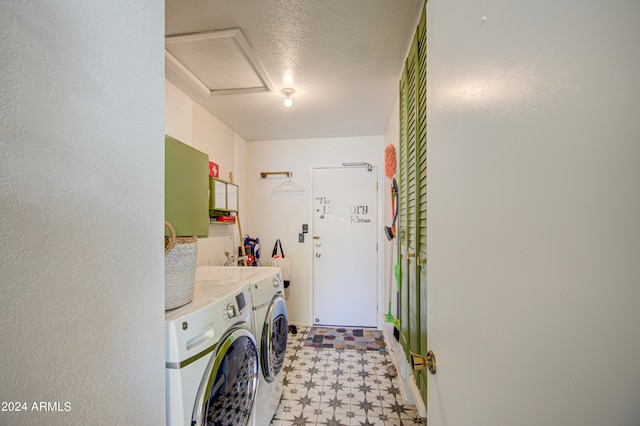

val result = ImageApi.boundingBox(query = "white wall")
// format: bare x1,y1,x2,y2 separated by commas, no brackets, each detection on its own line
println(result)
244,136,385,325
0,3,165,425
383,98,400,320
165,80,248,267
165,80,193,144
426,1,640,425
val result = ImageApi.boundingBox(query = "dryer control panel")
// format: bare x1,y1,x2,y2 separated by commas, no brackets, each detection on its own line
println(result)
219,285,252,325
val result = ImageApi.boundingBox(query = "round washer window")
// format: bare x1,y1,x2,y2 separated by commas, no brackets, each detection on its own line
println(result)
194,329,259,426
262,296,288,382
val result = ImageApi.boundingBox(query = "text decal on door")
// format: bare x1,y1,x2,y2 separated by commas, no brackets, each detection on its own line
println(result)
315,196,371,223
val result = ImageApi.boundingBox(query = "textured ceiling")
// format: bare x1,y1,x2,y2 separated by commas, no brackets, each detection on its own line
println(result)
165,0,423,141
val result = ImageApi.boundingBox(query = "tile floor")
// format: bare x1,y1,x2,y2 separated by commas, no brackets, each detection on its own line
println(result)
270,326,426,426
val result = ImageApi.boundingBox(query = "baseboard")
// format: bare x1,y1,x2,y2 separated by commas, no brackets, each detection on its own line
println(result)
382,323,427,419
382,324,410,403
408,374,427,418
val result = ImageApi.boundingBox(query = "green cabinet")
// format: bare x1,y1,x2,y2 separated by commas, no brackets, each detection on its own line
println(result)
165,135,209,237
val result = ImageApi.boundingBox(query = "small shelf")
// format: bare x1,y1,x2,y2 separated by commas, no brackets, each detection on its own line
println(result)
209,178,238,214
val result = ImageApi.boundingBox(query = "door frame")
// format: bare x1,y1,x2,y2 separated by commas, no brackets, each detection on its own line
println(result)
308,163,385,329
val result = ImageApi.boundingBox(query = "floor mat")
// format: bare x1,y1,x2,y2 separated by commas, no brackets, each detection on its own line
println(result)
304,326,386,351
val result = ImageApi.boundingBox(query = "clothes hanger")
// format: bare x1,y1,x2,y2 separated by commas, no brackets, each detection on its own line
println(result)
272,178,305,193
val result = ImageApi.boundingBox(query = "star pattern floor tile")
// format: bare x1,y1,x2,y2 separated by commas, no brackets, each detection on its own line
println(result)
269,326,426,426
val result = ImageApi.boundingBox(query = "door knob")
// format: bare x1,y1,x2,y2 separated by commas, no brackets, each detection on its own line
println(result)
411,351,436,374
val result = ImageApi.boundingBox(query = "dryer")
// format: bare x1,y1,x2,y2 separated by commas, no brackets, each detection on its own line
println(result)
248,267,289,426
165,282,258,426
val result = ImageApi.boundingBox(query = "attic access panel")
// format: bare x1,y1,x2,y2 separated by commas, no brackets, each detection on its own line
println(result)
165,29,274,97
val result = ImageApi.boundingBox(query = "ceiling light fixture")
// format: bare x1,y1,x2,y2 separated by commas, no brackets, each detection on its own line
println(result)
281,88,295,107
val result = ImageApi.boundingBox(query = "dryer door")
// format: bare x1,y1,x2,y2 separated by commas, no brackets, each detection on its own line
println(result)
192,327,258,426
261,294,288,382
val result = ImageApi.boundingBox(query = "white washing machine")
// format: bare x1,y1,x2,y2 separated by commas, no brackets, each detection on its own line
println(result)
247,267,289,426
165,281,258,426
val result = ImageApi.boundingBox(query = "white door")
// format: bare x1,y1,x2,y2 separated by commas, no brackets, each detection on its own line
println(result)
426,1,640,425
312,166,378,327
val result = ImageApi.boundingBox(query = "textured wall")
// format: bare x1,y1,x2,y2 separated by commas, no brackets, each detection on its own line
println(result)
0,2,165,424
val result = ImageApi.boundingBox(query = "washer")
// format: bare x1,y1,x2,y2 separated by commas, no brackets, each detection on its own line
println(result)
165,281,258,426
248,267,289,426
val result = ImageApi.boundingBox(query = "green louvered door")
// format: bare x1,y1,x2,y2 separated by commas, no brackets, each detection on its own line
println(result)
415,8,428,403
398,5,427,405
399,32,418,357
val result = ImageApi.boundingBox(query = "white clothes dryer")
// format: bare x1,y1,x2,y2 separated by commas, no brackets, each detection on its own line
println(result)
165,282,258,426
247,268,289,426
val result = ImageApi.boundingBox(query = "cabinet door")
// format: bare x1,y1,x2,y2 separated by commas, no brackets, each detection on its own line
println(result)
165,135,209,237
226,183,238,212
213,179,227,210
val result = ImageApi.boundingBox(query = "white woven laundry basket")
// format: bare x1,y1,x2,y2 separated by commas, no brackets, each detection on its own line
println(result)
164,221,197,311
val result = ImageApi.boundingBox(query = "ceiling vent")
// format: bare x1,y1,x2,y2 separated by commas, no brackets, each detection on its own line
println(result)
165,29,274,97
